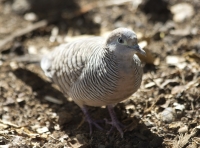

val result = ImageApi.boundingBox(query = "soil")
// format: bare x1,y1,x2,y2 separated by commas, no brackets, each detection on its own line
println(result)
0,0,199,147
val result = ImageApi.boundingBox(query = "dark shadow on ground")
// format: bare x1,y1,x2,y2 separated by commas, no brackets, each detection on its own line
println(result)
13,68,66,101
139,0,172,23
143,63,158,74
12,68,80,128
8,0,101,35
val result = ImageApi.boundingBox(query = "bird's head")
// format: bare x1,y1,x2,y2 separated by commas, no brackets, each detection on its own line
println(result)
105,28,146,56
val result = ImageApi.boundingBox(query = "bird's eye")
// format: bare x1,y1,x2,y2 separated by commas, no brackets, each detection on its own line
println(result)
118,37,124,44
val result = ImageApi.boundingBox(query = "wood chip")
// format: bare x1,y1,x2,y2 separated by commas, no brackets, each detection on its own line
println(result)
36,127,49,134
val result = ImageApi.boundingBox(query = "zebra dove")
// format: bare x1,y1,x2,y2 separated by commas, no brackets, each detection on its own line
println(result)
41,28,146,138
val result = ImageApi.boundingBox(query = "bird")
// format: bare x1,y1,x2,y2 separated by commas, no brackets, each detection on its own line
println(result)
41,27,146,138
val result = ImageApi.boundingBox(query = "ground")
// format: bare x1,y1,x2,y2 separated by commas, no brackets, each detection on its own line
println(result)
0,0,199,147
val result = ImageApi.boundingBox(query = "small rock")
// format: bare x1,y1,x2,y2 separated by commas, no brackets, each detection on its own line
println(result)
178,125,188,133
36,127,49,134
0,123,9,129
24,12,38,22
132,0,142,9
16,98,25,103
173,102,185,111
59,134,69,142
144,120,154,127
0,145,9,148
93,15,102,24
3,97,15,106
12,0,30,14
9,62,18,70
49,27,59,42
170,3,194,23
54,124,60,130
160,107,176,123
166,55,185,65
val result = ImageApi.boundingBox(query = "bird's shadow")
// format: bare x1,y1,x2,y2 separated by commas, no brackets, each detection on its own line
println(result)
139,0,172,23
12,67,80,130
29,0,101,35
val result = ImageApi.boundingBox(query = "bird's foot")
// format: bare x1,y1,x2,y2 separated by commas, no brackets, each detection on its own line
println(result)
85,117,104,135
106,105,125,138
81,106,104,136
104,118,125,138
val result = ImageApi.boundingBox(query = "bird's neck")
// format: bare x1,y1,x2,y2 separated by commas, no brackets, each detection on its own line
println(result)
103,48,134,62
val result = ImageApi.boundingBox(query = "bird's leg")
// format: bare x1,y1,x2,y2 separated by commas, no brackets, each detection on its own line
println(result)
81,106,104,135
105,105,125,138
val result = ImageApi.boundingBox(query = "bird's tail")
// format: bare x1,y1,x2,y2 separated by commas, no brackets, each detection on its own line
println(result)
40,55,54,79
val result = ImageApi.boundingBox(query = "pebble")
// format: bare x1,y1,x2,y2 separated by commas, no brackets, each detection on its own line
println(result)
24,12,38,22
36,127,49,134
160,107,176,123
178,125,188,133
170,3,194,23
12,0,30,14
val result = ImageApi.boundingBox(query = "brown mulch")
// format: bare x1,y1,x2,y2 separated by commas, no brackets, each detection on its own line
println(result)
0,0,199,147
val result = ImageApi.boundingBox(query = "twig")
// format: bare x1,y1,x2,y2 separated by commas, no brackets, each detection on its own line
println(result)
0,119,20,128
144,97,160,114
0,20,48,52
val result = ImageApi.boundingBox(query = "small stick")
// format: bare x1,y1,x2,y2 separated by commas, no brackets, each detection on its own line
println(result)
0,20,48,52
0,119,20,128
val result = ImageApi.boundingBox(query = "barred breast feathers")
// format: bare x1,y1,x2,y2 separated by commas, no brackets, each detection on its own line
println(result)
41,37,107,92
71,47,120,106
132,54,143,91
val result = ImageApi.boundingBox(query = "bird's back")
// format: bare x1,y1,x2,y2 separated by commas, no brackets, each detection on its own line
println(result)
41,37,105,95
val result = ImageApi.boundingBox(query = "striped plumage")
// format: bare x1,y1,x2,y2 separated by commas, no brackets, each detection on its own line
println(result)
41,28,145,137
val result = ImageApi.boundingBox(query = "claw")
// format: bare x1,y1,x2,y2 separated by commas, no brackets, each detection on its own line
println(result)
106,105,125,138
81,106,104,135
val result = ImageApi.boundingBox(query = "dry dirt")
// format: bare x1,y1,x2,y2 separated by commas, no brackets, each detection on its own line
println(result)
0,0,199,147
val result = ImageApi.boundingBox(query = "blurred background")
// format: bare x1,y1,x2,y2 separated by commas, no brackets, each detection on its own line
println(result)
0,0,199,147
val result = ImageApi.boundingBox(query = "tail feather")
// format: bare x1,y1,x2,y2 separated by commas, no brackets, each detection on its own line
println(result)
41,56,54,78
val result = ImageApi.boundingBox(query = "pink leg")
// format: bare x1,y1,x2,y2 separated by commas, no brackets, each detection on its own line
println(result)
105,105,124,138
81,106,104,135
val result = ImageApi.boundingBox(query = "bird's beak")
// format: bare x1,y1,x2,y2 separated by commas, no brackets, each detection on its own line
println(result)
132,44,146,56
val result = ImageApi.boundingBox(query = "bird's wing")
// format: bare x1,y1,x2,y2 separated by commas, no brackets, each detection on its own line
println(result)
41,37,104,93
